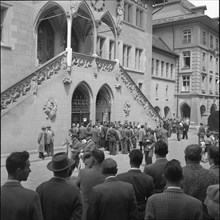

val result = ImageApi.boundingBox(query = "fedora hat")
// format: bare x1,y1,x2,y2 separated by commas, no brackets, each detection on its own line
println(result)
47,152,75,172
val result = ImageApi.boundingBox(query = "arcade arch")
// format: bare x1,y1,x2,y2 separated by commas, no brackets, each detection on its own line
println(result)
71,82,92,125
96,85,113,123
180,103,191,119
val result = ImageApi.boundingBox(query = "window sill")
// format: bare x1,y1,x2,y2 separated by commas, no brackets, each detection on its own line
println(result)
180,91,190,93
122,21,145,32
1,41,12,50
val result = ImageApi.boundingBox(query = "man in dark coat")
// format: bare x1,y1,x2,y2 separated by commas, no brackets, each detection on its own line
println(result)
143,140,169,193
1,151,44,220
181,144,218,219
76,149,105,220
117,149,154,220
145,159,203,220
87,158,138,220
36,152,82,220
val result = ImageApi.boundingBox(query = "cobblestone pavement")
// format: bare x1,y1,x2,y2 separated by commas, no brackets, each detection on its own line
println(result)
1,128,209,191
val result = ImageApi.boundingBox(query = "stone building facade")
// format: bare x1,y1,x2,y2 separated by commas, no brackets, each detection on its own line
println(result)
1,0,162,153
153,0,219,125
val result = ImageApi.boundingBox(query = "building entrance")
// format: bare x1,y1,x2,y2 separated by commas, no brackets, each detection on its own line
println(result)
71,85,90,125
96,86,111,123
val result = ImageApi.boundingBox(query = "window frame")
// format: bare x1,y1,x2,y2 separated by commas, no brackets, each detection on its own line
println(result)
181,75,190,92
122,44,131,68
135,47,142,71
182,29,191,44
97,36,105,58
182,51,191,69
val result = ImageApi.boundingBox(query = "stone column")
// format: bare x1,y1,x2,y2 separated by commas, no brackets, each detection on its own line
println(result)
66,12,72,71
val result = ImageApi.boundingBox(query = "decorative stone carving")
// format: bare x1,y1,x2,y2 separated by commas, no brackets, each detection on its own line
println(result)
43,97,58,120
123,101,131,117
115,83,121,89
116,0,124,35
95,20,102,28
63,76,72,85
70,1,80,17
72,53,93,69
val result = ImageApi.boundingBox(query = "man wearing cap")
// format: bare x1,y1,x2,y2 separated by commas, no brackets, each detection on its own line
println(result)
87,158,138,220
38,125,47,159
36,152,82,220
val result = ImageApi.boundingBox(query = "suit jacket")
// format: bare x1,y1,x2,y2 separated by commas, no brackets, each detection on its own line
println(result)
117,170,154,220
76,165,105,220
78,126,86,140
143,158,168,193
145,188,203,220
36,177,82,220
91,127,100,143
87,177,138,220
1,181,43,220
182,163,218,202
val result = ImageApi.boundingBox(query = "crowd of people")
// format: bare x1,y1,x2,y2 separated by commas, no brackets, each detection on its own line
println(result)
1,120,219,220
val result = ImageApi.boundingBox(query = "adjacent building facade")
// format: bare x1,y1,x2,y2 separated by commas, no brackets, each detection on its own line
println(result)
153,0,219,125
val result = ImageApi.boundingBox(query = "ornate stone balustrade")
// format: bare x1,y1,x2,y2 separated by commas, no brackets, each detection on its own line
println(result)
1,51,67,114
72,52,116,72
72,52,94,68
96,59,115,72
119,65,162,125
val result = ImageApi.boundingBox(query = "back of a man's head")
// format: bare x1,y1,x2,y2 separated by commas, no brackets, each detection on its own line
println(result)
208,145,219,165
91,149,105,164
184,144,202,163
154,140,168,157
129,149,143,167
102,158,117,176
6,151,29,176
164,159,183,183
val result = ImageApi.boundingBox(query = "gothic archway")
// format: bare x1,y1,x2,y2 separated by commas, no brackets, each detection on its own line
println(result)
37,19,54,64
210,104,217,114
71,84,91,125
154,106,161,115
36,4,66,64
200,105,206,117
96,86,112,123
164,106,171,119
180,103,191,118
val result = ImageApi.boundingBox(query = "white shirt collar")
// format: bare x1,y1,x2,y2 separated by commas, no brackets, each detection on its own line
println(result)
167,186,181,190
130,167,140,171
105,176,115,180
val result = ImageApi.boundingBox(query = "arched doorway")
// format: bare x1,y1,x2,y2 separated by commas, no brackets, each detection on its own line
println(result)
96,86,112,123
180,103,191,118
154,106,161,116
200,105,206,117
164,106,171,119
210,104,217,114
71,84,91,125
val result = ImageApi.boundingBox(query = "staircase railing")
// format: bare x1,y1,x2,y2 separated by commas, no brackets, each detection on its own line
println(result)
119,64,162,125
1,51,67,114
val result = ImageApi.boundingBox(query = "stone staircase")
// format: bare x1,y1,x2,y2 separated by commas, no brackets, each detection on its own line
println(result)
1,51,67,116
119,64,162,125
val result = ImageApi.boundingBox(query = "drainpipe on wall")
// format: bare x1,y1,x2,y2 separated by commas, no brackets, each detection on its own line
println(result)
66,12,72,72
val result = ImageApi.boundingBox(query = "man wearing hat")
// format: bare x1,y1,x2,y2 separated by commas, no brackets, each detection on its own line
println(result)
36,152,82,220
87,158,138,220
38,125,47,159
45,125,55,157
